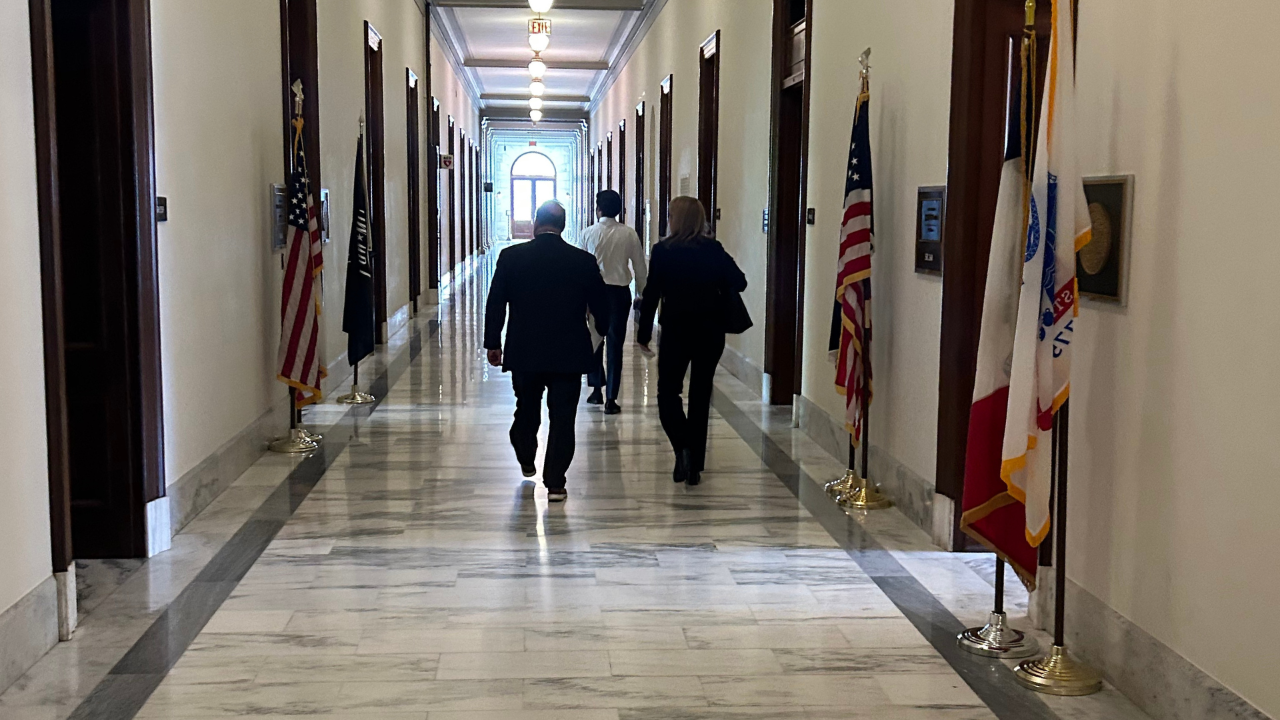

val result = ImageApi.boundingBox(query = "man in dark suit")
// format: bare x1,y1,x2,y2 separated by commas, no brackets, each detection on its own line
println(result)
484,201,608,502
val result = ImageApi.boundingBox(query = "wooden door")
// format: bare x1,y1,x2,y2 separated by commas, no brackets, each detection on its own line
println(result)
935,0,1051,543
658,75,673,237
406,70,421,311
364,22,387,337
699,30,722,229
33,0,164,560
764,0,812,405
428,98,441,289
618,120,627,223
634,103,645,237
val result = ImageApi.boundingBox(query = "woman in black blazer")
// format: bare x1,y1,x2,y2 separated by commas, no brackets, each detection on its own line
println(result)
637,197,748,486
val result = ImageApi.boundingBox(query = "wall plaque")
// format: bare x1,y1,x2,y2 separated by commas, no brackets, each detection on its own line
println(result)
1078,174,1133,305
915,185,945,275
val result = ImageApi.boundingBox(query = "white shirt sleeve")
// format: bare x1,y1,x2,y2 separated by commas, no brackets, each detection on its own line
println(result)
629,230,648,296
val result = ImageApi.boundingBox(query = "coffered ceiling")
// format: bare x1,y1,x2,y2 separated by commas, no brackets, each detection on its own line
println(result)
430,0,661,121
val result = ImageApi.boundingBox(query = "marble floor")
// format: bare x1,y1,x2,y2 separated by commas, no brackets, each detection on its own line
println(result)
0,255,1154,720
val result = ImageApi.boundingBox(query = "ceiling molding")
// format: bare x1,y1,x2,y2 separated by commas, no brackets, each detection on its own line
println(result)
465,58,609,71
428,4,485,109
587,0,666,112
482,93,590,103
435,0,644,10
483,107,589,122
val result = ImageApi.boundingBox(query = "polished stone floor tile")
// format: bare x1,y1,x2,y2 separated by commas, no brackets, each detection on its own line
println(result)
437,651,613,680
1,265,1155,720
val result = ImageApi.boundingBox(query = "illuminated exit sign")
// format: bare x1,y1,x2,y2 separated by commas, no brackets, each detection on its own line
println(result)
529,18,552,36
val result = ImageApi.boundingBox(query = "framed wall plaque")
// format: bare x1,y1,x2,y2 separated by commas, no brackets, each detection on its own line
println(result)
915,185,945,275
1078,174,1133,305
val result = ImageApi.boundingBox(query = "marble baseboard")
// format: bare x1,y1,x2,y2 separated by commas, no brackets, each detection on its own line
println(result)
55,571,76,641
146,498,172,556
0,575,58,694
719,344,765,398
166,401,288,534
1032,579,1273,720
386,302,411,344
793,393,936,537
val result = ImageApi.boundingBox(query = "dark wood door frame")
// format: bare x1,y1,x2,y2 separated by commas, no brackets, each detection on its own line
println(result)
447,116,455,272
364,22,387,337
763,0,813,405
459,131,467,259
428,98,441,288
658,75,673,237
30,0,164,561
474,144,482,252
280,0,320,192
618,120,627,223
406,69,421,312
634,102,645,237
936,0,1051,542
606,132,614,190
698,30,721,229
424,8,439,291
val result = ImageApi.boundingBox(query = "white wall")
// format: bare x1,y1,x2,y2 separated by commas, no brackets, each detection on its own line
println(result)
152,0,284,484
0,0,53,616
801,0,953,495
1069,1,1280,713
591,0,774,368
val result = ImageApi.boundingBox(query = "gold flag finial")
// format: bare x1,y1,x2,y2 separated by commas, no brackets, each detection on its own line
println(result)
1025,0,1035,27
291,79,304,116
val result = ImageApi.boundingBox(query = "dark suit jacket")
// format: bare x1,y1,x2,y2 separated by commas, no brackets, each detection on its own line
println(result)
638,237,748,346
484,233,609,374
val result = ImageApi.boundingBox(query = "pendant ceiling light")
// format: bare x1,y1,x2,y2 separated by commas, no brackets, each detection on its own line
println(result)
528,31,550,54
530,80,545,97
530,109,544,123
529,0,553,13
528,55,547,80
529,97,544,110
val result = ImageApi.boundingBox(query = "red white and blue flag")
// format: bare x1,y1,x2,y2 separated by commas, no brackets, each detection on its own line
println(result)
276,111,326,406
961,0,1090,588
829,80,873,445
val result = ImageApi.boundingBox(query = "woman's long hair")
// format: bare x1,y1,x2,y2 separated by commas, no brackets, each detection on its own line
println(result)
665,196,712,246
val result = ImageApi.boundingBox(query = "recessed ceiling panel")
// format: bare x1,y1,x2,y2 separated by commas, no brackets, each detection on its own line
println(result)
477,67,597,97
454,8,625,64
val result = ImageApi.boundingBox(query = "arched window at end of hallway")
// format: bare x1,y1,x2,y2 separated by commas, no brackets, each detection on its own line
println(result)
510,151,557,239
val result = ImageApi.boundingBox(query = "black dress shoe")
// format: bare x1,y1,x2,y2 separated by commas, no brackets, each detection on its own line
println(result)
686,470,702,487
604,400,622,415
673,450,690,483
587,389,604,405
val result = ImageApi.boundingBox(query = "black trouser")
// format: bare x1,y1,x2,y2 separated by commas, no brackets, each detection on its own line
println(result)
510,371,582,488
656,329,726,472
587,285,633,401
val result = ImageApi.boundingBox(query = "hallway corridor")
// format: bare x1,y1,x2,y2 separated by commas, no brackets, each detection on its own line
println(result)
0,264,1153,720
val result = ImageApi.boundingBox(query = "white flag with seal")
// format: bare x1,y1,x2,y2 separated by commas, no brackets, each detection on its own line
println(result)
1000,0,1091,547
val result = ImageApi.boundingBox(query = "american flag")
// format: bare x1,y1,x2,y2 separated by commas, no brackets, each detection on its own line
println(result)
276,113,326,406
828,79,873,445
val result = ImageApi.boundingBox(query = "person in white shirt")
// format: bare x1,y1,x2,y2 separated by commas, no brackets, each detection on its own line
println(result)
582,190,647,414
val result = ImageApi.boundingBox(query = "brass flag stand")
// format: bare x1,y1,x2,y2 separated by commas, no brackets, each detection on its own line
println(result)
336,360,375,405
957,558,1039,658
824,49,890,512
1014,400,1101,695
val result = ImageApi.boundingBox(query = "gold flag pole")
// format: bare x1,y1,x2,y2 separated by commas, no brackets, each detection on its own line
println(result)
271,80,321,454
826,48,891,513
337,116,376,405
